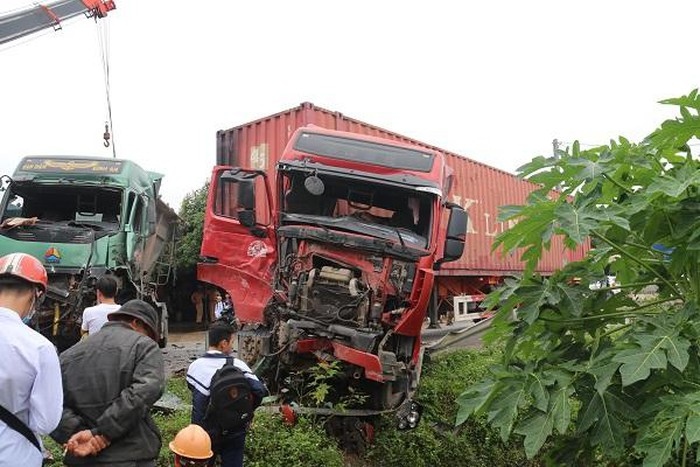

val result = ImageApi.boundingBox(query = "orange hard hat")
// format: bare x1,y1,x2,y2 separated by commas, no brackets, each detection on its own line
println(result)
169,424,213,460
0,253,48,292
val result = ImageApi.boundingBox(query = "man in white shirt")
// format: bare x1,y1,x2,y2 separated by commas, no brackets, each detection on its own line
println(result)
81,275,120,336
0,253,63,467
186,323,267,467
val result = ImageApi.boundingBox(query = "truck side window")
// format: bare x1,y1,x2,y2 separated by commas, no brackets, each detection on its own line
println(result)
125,192,136,224
214,174,271,225
2,193,24,219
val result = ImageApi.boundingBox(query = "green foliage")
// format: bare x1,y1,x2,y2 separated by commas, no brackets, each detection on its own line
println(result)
245,413,344,467
309,360,341,406
153,377,343,466
175,181,209,270
153,408,191,466
153,378,194,464
44,352,541,467
457,89,700,465
285,360,368,410
166,375,191,402
368,347,538,467
41,435,64,464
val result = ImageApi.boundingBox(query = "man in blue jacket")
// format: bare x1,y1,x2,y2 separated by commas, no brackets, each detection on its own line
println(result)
186,322,267,467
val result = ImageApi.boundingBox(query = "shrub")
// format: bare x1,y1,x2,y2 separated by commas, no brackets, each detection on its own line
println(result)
367,346,539,467
245,413,344,467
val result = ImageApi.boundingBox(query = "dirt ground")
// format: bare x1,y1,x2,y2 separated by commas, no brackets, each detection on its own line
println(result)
161,331,206,377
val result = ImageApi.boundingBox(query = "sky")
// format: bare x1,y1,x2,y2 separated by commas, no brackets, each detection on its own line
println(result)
0,1,697,209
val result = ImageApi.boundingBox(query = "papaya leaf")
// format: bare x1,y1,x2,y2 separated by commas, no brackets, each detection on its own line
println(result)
659,89,700,111
569,157,605,181
636,409,684,467
577,390,632,455
653,332,690,372
456,90,700,465
554,283,585,317
455,379,496,425
515,411,554,459
550,384,574,434
613,342,668,387
486,377,528,441
527,379,548,413
588,361,622,395
686,410,700,444
647,167,700,199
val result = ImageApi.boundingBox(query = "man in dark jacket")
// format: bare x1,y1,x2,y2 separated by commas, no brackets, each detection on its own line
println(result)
51,299,165,466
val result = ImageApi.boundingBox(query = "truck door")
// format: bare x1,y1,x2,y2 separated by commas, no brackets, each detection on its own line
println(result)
199,167,276,324
125,193,146,266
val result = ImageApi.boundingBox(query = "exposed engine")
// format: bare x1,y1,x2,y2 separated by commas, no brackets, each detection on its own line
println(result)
280,237,417,333
296,266,370,327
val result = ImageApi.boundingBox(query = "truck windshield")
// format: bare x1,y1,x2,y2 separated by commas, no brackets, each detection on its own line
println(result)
293,132,435,172
281,172,434,249
1,183,123,231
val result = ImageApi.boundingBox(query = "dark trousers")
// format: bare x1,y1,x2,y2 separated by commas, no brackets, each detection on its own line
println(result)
210,432,246,467
72,461,156,467
111,462,156,467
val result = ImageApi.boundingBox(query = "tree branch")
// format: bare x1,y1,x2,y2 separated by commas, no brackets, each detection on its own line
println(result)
591,231,683,298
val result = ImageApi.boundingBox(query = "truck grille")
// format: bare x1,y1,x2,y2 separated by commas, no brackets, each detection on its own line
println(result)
0,227,100,244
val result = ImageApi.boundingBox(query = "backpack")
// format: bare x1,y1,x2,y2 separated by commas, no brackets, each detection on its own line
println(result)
202,356,255,442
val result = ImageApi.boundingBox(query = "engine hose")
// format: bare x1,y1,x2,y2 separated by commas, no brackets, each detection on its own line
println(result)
36,305,75,332
262,342,290,358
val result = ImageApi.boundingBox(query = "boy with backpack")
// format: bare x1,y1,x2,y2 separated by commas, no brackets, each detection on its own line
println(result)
186,322,267,467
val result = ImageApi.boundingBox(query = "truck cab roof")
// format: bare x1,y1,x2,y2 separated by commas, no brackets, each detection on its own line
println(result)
13,156,162,195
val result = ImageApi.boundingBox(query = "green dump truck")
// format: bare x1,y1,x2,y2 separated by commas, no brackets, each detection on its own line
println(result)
0,156,178,351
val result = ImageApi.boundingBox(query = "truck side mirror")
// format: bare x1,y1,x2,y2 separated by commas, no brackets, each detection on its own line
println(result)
238,209,256,227
237,179,257,228
216,167,270,232
438,206,467,267
0,175,11,192
220,169,256,208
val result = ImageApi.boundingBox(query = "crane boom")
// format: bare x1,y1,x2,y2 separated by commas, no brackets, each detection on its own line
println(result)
0,0,115,46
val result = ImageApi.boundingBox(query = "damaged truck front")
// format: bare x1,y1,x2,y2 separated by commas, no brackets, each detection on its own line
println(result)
0,157,177,351
198,127,467,440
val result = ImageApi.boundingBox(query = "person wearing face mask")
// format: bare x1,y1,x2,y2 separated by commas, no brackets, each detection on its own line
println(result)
50,299,165,466
0,253,63,467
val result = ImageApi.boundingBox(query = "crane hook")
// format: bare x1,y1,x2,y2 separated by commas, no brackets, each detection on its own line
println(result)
103,122,111,148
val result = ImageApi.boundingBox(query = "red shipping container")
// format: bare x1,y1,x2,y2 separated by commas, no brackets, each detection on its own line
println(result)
216,102,588,285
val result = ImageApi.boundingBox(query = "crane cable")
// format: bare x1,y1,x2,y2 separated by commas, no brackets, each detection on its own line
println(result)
95,14,116,157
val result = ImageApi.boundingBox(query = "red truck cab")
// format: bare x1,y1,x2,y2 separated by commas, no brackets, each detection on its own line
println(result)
199,126,466,423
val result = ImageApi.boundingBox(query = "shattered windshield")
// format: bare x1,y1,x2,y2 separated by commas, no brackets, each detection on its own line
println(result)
1,183,123,231
280,172,433,249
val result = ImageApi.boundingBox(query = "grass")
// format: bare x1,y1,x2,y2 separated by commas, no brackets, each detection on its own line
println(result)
40,348,535,466
41,377,192,466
